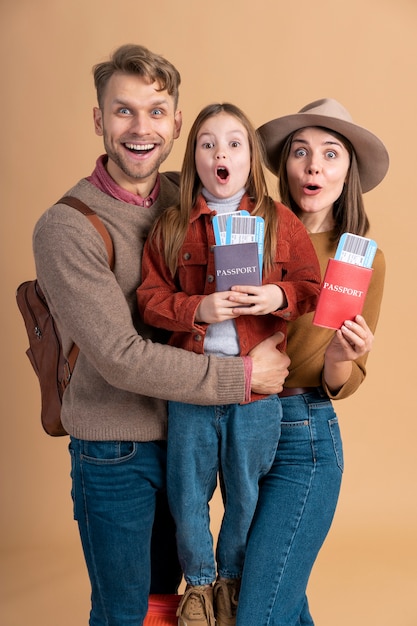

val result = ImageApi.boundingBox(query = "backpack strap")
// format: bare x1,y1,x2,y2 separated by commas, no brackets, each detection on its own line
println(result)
55,195,115,387
57,195,115,269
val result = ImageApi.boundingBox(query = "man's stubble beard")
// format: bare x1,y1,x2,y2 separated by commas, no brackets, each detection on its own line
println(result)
104,134,175,182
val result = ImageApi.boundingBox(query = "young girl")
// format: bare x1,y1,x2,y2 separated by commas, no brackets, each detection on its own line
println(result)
137,103,321,626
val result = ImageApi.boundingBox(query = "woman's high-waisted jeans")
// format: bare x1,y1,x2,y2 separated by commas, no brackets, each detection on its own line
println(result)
236,388,343,626
167,395,282,586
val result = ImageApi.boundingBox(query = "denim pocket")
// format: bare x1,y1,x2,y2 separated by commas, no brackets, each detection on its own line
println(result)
328,417,344,472
80,441,137,465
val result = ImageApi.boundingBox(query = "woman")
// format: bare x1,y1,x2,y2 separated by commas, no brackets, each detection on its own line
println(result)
231,98,389,625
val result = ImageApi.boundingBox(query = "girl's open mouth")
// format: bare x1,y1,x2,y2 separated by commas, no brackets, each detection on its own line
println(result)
216,166,229,182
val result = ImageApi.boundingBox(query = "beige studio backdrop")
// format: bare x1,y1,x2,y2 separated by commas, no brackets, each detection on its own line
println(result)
1,1,417,625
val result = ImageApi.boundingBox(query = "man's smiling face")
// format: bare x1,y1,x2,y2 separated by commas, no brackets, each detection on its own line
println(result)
93,72,182,197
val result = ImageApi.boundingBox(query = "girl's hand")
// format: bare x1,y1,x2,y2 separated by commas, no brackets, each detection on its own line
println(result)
228,284,286,316
325,314,374,363
195,291,240,323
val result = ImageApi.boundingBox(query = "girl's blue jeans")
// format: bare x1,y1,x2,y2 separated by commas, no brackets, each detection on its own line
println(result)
236,388,344,625
69,437,182,626
167,395,282,585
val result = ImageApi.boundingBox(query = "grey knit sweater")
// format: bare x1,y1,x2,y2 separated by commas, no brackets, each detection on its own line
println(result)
33,176,245,441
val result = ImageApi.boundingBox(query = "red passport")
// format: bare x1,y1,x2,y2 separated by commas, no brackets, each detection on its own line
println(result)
214,242,261,291
313,259,373,330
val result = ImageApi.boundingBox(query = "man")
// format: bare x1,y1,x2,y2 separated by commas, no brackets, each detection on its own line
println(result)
33,44,289,625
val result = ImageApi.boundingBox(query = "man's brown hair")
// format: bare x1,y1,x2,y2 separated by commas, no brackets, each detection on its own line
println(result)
93,43,181,109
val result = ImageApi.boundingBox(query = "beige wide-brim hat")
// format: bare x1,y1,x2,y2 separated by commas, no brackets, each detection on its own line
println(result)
257,98,389,193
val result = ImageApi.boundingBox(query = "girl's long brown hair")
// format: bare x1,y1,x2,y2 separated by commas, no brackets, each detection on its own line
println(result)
149,103,278,276
277,128,369,241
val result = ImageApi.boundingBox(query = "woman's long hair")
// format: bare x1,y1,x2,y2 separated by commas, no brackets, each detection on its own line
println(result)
149,103,278,276
277,128,369,241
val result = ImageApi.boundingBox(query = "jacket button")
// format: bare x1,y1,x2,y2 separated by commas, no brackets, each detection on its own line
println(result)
194,334,202,342
207,275,214,283
183,252,191,260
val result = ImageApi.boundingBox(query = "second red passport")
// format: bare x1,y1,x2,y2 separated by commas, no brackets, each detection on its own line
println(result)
313,258,373,330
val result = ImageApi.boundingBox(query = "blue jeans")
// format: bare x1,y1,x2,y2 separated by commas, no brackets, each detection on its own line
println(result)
236,389,343,625
69,437,182,626
167,395,282,586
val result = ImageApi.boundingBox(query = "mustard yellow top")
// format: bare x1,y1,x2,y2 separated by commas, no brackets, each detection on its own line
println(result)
284,231,385,400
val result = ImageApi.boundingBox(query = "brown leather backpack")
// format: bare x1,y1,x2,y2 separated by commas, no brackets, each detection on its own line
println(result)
16,196,114,436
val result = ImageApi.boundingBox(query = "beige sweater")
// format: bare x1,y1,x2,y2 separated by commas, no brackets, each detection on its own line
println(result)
33,177,245,441
284,231,385,399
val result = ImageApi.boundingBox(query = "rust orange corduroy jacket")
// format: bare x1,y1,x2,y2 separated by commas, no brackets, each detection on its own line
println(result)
137,193,321,356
